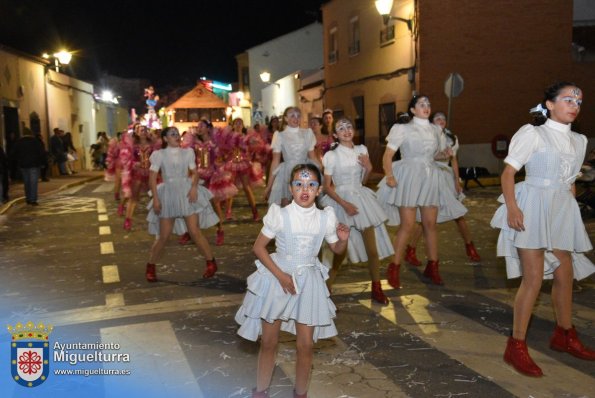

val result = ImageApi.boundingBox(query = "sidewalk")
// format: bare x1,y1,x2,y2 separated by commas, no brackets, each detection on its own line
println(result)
0,170,104,215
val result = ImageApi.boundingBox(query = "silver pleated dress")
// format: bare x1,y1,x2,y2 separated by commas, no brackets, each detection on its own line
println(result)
146,147,219,235
377,117,443,225
235,203,338,342
268,127,317,206
320,144,394,262
490,120,595,280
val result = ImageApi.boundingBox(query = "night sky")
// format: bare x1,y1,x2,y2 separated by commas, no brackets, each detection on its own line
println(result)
0,0,326,88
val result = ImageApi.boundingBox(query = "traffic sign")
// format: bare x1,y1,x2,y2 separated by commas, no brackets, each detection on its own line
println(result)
445,73,464,98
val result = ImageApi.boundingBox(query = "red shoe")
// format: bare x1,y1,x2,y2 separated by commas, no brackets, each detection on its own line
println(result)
123,218,132,231
386,262,401,289
293,390,307,398
550,325,595,360
117,203,125,216
145,263,157,282
405,244,422,266
225,208,233,221
371,281,389,305
423,260,444,285
216,230,224,246
178,232,192,245
252,388,269,398
465,241,481,262
203,258,217,278
504,336,543,377
252,207,261,222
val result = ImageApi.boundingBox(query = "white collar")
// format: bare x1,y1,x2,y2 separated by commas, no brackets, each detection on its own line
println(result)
413,117,430,126
289,201,317,216
545,118,571,133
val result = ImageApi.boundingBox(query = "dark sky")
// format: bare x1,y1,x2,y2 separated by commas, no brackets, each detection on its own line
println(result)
0,0,326,88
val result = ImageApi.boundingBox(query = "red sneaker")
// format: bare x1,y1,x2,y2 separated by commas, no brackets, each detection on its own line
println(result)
178,232,192,245
123,218,132,231
405,244,422,266
423,260,444,285
550,325,595,360
145,263,157,282
216,230,224,246
465,242,481,262
504,336,543,377
117,203,125,216
203,258,217,278
386,262,401,289
371,281,389,305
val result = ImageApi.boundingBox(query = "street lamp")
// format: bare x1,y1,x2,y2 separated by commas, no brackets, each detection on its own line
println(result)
259,71,271,83
375,0,413,31
42,50,72,73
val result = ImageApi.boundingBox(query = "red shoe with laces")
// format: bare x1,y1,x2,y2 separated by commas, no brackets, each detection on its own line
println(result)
145,263,157,282
504,336,543,377
216,229,224,246
405,244,422,266
252,207,261,222
465,241,481,262
203,258,217,278
178,232,192,245
386,263,401,289
423,260,444,285
550,325,595,360
371,281,389,305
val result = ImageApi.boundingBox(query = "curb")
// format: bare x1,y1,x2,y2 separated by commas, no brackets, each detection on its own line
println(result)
0,175,103,215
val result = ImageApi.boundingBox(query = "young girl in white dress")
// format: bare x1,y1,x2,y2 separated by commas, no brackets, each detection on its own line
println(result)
377,95,452,287
264,106,321,207
235,164,349,398
321,118,394,304
145,127,219,282
491,82,595,377
405,111,481,266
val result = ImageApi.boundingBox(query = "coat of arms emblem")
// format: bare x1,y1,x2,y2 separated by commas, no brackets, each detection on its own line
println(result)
8,321,53,387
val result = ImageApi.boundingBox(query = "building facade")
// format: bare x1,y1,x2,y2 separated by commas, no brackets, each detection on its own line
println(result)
322,0,595,172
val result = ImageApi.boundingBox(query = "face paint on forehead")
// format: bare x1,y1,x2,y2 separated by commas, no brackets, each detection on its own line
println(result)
335,120,352,131
298,169,312,179
570,87,582,97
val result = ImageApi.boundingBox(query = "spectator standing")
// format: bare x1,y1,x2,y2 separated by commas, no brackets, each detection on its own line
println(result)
62,132,77,174
50,128,68,175
35,133,50,182
9,128,46,205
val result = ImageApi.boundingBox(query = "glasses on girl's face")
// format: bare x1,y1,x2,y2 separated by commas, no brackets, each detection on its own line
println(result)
287,112,301,119
291,180,320,191
557,96,583,107
167,132,180,137
417,101,431,109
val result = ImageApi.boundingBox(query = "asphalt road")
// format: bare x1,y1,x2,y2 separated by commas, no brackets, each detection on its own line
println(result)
0,181,593,398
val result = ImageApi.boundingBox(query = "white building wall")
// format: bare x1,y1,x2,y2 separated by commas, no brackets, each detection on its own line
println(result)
247,22,323,119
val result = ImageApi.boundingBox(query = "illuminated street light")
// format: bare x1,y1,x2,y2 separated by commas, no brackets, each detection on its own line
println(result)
42,49,72,73
375,0,413,31
259,71,271,83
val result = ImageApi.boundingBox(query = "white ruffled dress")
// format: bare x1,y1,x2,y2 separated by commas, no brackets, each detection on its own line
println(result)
268,127,317,206
376,117,443,225
235,202,339,342
432,130,467,223
320,144,394,262
146,147,219,235
490,119,595,280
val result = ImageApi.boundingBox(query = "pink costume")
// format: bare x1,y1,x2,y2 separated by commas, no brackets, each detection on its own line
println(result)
117,133,135,198
104,137,120,181
225,130,251,180
131,142,155,193
244,128,267,187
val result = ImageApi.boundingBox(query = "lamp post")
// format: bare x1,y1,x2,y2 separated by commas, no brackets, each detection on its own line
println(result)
42,50,72,73
375,0,413,31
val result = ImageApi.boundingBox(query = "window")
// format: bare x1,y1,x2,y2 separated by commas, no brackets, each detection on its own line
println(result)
174,108,226,123
572,26,595,62
348,17,360,56
379,103,396,143
328,27,338,64
380,24,395,47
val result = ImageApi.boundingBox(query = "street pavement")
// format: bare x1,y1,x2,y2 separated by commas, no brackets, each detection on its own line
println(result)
0,176,593,398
